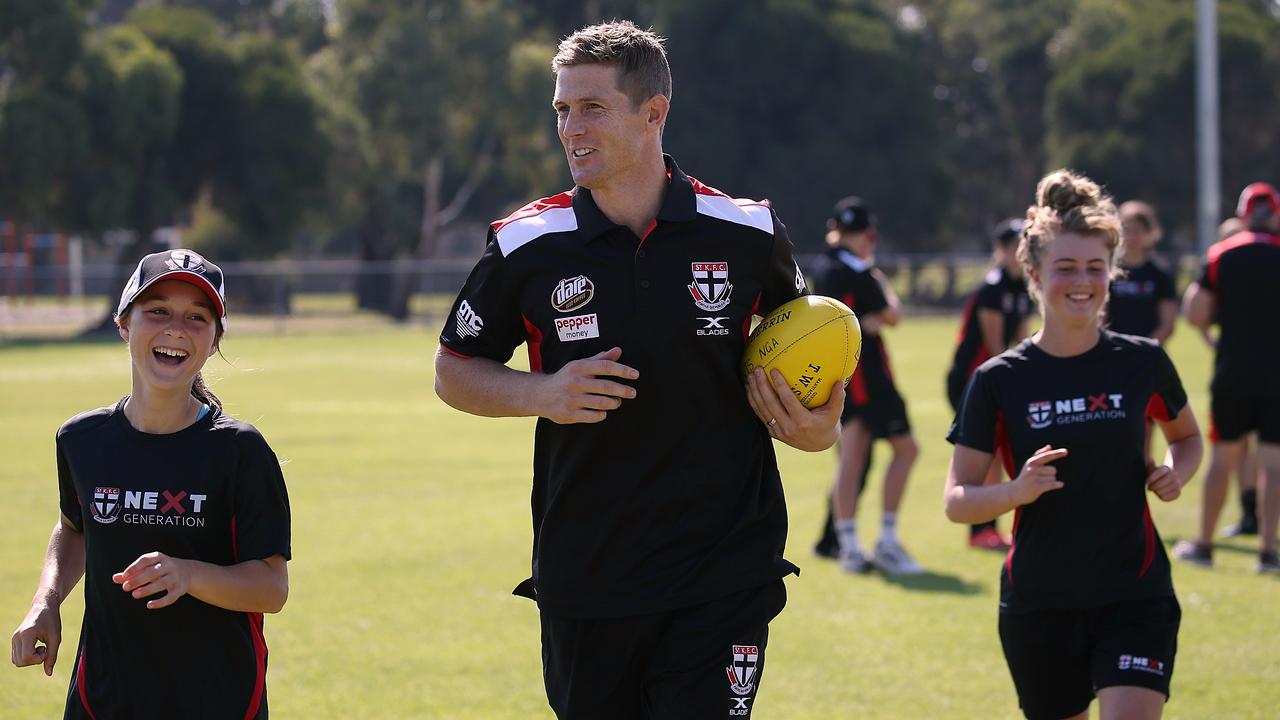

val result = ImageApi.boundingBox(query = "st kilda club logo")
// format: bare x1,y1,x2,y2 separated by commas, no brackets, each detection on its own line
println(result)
689,261,733,312
92,487,122,524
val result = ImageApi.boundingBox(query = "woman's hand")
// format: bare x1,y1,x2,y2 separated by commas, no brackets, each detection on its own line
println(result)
114,552,193,610
1008,444,1068,506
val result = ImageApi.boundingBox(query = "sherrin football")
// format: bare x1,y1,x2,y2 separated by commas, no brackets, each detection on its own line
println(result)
742,295,862,409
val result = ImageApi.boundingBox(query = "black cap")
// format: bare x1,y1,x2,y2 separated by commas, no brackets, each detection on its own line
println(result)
994,217,1024,245
831,196,876,233
117,249,227,324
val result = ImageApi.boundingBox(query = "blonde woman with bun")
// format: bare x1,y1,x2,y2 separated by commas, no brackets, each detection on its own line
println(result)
944,170,1203,720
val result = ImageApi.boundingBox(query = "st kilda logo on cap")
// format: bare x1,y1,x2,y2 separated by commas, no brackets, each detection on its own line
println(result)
551,275,594,312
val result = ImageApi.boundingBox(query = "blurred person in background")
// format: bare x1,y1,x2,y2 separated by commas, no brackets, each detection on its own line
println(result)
809,197,924,576
1106,201,1177,343
1175,182,1280,573
945,217,1032,550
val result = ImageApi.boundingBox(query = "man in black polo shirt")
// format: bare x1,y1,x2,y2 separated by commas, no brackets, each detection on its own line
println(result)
1176,182,1280,573
434,21,841,718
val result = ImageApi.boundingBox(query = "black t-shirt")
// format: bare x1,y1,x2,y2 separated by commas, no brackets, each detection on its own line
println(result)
1196,230,1280,379
57,399,291,719
947,332,1186,612
808,247,892,405
949,267,1032,380
439,155,807,618
1106,259,1177,339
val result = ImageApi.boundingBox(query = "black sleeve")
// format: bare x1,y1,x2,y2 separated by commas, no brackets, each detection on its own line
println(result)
232,428,292,562
56,434,83,532
759,210,808,314
1155,266,1178,302
853,271,889,316
438,229,528,362
1195,259,1213,292
973,281,1003,311
1148,347,1188,422
946,365,998,453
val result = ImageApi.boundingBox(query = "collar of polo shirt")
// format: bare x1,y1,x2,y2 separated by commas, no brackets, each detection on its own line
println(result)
571,154,700,241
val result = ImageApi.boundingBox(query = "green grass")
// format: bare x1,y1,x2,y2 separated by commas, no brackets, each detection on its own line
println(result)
2,318,1277,718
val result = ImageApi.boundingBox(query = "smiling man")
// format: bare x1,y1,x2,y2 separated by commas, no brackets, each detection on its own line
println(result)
434,20,842,719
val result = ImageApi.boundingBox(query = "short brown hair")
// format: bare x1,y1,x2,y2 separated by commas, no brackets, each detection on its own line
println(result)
1018,169,1122,303
1119,200,1163,242
551,20,672,107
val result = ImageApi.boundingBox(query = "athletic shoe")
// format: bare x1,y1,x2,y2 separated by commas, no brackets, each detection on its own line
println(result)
1221,519,1259,538
1172,540,1213,568
968,527,1012,551
1259,551,1280,574
839,547,872,574
872,539,924,576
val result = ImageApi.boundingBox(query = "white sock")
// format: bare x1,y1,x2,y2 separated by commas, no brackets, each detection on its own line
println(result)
880,513,898,544
835,519,859,556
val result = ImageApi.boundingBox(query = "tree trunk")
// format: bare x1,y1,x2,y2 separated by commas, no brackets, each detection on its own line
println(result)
82,228,156,335
386,133,497,321
356,188,394,312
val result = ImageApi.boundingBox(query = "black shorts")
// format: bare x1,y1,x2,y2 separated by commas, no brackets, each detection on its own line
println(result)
842,380,911,438
540,580,787,719
1211,371,1280,444
998,596,1180,720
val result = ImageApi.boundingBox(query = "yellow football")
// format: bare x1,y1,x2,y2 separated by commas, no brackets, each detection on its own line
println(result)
742,295,862,408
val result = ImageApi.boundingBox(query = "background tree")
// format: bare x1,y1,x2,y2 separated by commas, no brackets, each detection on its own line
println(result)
1046,0,1280,250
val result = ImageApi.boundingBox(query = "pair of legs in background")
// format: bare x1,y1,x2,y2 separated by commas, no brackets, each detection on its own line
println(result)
1174,378,1280,572
828,389,922,575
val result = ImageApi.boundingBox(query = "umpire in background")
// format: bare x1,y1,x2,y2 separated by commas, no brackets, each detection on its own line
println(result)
434,21,842,718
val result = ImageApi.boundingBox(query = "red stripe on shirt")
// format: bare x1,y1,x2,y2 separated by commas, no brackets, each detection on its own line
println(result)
1138,501,1156,578
489,191,574,234
1145,392,1171,423
522,315,544,374
243,612,268,719
438,345,472,360
77,652,97,719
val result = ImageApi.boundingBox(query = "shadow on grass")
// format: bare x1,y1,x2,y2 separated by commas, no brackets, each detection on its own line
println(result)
1164,536,1260,557
880,569,985,594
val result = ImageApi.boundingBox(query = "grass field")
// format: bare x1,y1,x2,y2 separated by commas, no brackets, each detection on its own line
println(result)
2,315,1277,718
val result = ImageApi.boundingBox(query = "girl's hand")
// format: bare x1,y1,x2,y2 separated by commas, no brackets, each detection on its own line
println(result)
1146,464,1182,502
11,601,62,676
1009,444,1068,506
113,552,193,610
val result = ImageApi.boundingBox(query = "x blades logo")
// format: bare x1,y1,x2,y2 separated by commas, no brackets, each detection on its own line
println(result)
697,316,731,336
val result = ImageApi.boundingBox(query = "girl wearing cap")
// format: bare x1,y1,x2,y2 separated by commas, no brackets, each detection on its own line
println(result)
10,249,291,719
945,171,1202,720
945,218,1033,551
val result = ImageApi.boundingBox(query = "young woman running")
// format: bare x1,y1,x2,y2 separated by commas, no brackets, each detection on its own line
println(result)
944,171,1202,720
